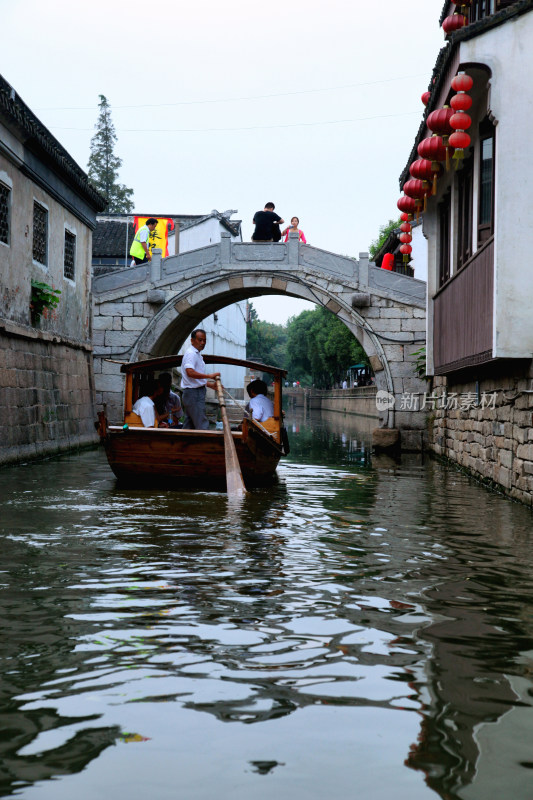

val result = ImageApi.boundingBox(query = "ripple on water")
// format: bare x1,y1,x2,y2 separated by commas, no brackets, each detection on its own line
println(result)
1,428,533,799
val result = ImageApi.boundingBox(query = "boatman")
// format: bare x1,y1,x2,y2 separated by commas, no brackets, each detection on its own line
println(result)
130,218,158,266
180,329,221,430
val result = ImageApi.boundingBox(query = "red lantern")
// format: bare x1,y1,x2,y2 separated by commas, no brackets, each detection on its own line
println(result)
442,13,466,35
451,73,473,93
450,111,472,130
403,179,430,218
400,212,410,222
381,253,394,271
427,107,454,136
399,232,412,244
418,135,447,162
397,196,416,216
410,159,433,181
421,91,431,106
400,222,411,233
403,179,427,199
400,243,412,264
449,130,471,160
450,92,472,111
427,107,454,170
418,135,448,193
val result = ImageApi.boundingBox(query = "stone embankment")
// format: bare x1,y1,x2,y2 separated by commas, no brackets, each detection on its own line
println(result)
430,374,533,506
0,321,97,466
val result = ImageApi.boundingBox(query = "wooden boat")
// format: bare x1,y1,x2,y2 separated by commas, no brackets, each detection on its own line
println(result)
96,355,289,487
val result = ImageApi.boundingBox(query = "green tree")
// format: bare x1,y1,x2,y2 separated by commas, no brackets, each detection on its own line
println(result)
246,302,288,378
286,306,368,387
369,217,401,259
87,95,134,213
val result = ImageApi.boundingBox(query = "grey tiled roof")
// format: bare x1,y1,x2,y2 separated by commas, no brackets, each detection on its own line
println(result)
93,211,242,257
93,220,135,257
0,73,106,211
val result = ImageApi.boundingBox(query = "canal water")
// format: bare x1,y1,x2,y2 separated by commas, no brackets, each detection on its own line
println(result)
1,411,533,800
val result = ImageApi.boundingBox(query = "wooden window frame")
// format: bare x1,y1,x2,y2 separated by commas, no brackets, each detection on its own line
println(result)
32,201,48,267
64,229,76,281
438,190,451,288
478,117,495,245
0,181,10,246
456,154,474,270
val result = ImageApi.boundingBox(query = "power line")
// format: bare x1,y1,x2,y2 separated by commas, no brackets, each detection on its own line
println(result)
49,109,422,135
35,73,428,112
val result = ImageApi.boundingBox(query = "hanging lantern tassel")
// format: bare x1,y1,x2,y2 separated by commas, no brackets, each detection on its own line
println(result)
400,244,412,264
427,108,454,172
443,136,450,171
432,163,439,194
450,131,471,165
449,111,472,167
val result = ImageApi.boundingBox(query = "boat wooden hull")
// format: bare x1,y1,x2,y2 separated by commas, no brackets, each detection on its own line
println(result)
100,419,283,486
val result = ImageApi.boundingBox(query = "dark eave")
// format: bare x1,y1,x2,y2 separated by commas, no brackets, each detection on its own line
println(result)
120,354,287,377
399,0,533,187
439,1,454,26
0,73,106,211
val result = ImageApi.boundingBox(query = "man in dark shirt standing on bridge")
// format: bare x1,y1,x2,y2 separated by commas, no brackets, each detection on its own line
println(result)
252,202,284,242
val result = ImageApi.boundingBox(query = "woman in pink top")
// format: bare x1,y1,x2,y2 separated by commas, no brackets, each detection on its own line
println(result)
282,216,307,243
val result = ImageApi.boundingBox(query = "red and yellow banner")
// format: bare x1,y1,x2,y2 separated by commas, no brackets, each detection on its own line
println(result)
134,217,174,257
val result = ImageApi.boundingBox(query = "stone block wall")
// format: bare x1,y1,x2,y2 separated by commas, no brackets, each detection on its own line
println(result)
429,367,533,506
0,322,97,466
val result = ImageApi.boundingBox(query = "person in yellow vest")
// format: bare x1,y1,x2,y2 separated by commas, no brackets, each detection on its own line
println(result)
130,218,158,266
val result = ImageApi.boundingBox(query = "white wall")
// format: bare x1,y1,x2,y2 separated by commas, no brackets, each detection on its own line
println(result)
177,303,247,395
458,12,533,358
168,217,241,255
410,223,428,283
172,215,246,392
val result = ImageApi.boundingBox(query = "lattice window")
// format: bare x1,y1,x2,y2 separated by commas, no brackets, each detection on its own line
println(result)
33,201,48,265
0,181,10,245
64,230,76,280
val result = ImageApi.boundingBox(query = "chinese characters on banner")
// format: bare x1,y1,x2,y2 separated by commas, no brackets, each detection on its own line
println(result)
134,217,175,257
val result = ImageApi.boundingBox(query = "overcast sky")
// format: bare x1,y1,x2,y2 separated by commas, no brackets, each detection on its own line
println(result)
3,0,446,324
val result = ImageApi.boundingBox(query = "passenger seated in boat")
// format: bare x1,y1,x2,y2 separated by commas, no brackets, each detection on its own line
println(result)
155,372,183,428
127,381,163,427
246,379,277,436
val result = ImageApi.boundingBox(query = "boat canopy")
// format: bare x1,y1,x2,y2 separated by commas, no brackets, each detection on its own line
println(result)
119,355,287,378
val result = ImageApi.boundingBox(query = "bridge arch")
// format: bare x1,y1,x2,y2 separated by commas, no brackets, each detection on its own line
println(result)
132,269,395,410
92,235,427,434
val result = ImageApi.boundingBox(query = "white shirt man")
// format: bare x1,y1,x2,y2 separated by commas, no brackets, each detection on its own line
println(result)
180,329,221,429
132,395,156,427
249,393,274,422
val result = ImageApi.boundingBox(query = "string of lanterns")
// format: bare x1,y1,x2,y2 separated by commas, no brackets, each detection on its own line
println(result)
390,68,474,269
449,72,473,160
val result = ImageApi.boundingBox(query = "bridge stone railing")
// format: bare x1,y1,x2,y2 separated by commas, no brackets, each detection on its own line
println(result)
92,232,428,448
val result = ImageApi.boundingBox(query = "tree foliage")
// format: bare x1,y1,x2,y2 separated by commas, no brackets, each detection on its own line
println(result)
87,95,134,213
245,302,369,387
369,217,401,259
246,303,288,379
286,306,368,387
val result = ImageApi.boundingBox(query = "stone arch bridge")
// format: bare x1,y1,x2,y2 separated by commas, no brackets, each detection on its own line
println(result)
92,232,427,443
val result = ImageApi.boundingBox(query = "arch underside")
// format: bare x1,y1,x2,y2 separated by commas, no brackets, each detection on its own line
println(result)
132,271,397,427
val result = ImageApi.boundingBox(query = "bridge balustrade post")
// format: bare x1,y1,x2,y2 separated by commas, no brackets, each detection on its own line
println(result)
358,251,369,289
150,248,162,282
288,229,299,266
220,231,231,264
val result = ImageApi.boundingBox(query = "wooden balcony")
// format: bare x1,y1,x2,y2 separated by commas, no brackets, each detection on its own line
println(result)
433,237,494,374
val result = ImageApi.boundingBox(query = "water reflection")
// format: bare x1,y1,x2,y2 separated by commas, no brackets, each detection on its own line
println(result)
0,413,532,799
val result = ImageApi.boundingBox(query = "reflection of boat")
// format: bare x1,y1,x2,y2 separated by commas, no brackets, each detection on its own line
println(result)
96,355,289,486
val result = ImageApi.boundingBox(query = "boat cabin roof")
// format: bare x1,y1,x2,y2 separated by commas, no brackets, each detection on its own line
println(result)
120,355,287,378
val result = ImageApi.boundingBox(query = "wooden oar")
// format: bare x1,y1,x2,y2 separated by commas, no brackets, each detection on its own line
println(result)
215,377,247,498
